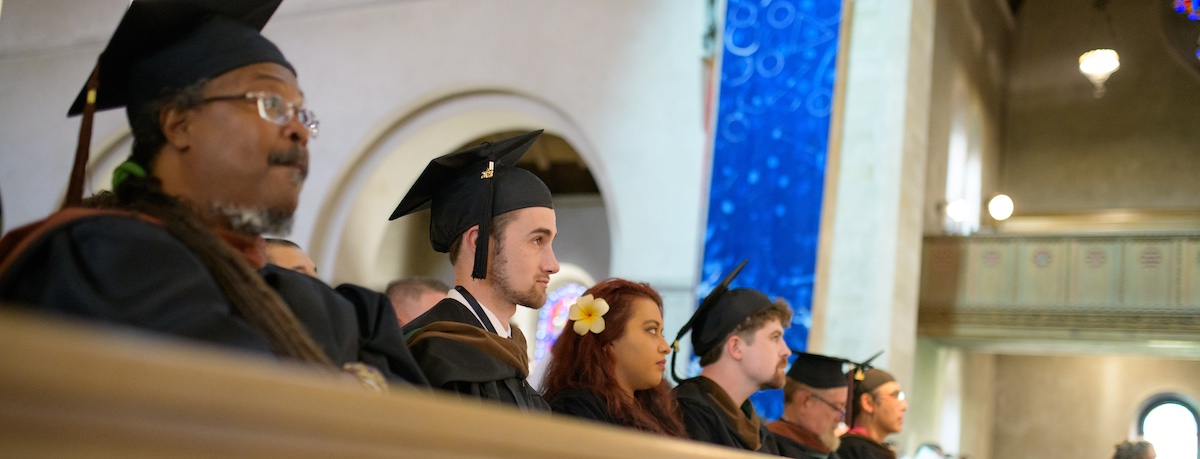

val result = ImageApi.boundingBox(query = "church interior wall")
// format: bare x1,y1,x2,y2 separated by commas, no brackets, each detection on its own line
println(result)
991,354,1200,458
1003,0,1200,213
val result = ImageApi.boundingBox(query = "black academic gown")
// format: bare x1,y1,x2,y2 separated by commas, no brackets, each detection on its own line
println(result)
672,376,781,454
837,434,897,459
547,387,620,425
402,297,548,411
0,214,426,385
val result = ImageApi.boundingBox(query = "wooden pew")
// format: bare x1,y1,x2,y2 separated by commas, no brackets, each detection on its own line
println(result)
0,309,767,458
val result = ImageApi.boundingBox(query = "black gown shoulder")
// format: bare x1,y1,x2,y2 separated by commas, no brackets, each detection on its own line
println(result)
673,378,733,446
547,387,618,425
837,434,896,459
0,212,428,385
402,298,549,411
0,215,274,354
332,283,429,385
672,377,779,454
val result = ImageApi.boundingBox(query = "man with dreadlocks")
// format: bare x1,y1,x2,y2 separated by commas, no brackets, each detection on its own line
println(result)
0,0,425,387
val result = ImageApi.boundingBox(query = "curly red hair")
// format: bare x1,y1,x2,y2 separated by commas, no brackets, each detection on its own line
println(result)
540,278,686,437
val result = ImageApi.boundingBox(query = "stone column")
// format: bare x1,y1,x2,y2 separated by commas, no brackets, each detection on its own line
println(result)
809,0,935,390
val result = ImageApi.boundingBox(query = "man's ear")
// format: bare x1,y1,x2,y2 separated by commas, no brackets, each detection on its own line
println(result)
160,106,191,151
460,225,481,262
859,392,876,415
726,335,743,361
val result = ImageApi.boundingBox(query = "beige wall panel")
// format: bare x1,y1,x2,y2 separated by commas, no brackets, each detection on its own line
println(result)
921,239,965,306
1180,239,1200,306
1015,241,1067,307
1123,240,1178,308
1068,240,1122,308
964,241,1015,307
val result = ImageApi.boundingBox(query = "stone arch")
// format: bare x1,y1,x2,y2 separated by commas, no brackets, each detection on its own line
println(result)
311,90,614,289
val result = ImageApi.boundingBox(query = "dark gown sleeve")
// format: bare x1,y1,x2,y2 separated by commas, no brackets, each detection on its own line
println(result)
0,216,273,355
548,388,616,424
675,392,734,446
333,283,429,386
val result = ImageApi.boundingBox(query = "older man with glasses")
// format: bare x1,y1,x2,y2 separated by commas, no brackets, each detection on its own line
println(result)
839,368,907,459
768,352,852,459
0,0,425,387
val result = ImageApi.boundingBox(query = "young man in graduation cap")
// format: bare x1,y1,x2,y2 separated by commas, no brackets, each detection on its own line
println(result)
768,352,855,459
669,260,792,454
391,130,560,410
0,0,425,387
838,368,906,459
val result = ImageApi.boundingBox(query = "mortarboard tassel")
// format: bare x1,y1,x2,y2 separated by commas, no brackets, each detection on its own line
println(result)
471,159,495,279
63,63,100,209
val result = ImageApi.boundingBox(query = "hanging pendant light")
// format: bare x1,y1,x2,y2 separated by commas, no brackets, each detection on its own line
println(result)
1079,49,1120,98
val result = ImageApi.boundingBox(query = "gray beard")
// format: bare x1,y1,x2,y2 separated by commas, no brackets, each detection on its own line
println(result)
820,429,841,450
211,202,294,235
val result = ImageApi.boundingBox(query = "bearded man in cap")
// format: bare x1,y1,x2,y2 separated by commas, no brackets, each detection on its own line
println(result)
0,0,425,386
392,130,560,411
838,368,907,459
669,260,792,454
768,352,852,459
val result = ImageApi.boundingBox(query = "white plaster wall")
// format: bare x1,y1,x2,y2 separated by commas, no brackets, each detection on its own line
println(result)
0,0,707,319
923,0,1010,236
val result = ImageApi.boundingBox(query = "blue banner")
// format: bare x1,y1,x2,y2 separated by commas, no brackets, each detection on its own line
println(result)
700,0,843,420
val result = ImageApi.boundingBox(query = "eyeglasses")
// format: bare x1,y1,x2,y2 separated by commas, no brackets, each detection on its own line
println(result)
873,389,907,402
808,392,847,419
201,91,319,139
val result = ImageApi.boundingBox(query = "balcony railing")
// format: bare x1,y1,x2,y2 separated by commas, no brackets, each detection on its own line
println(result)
918,233,1200,355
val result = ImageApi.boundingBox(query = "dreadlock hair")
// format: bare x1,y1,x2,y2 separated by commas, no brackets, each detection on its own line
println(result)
84,176,330,365
541,278,687,438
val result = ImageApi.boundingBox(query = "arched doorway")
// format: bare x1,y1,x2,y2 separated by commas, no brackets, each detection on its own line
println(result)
311,91,612,359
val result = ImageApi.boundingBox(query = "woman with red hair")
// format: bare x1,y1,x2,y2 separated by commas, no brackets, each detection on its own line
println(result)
541,278,686,437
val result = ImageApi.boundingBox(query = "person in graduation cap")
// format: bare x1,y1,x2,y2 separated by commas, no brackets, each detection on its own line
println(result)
669,260,792,454
768,352,854,459
392,130,560,411
540,278,686,437
0,0,426,387
838,368,906,459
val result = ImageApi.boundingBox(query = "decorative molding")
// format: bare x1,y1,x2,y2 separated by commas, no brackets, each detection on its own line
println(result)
919,308,1200,333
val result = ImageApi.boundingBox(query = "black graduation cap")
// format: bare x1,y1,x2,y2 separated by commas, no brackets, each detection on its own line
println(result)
787,351,853,389
68,0,292,116
389,130,552,280
670,259,777,382
61,0,293,207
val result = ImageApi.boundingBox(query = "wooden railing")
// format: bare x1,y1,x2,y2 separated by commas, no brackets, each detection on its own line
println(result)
0,309,763,458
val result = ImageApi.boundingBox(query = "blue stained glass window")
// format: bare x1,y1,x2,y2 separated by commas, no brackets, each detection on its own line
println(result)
533,283,588,365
